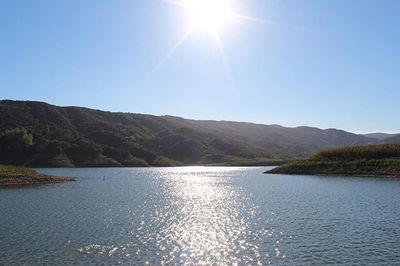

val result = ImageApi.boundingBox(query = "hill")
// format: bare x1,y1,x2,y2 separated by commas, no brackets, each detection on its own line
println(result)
361,133,399,141
266,144,400,177
0,100,374,167
381,135,400,144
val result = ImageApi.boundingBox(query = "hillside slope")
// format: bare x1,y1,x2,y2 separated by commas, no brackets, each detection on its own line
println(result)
0,100,374,167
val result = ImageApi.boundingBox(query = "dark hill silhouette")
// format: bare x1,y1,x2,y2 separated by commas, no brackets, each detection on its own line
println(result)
0,100,374,167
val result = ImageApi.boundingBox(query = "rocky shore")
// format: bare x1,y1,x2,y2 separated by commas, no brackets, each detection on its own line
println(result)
0,173,75,186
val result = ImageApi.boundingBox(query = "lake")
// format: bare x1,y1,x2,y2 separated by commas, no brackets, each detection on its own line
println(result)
1,167,400,265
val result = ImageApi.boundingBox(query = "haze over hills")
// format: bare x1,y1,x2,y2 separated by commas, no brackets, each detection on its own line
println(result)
0,100,388,167
381,134,400,144
361,133,399,141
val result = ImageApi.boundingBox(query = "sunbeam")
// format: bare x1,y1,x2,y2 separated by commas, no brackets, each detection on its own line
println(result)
153,30,193,73
234,14,305,30
157,0,280,83
213,33,235,86
162,0,186,7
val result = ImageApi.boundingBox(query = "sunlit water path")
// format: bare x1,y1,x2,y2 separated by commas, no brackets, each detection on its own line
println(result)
1,167,400,265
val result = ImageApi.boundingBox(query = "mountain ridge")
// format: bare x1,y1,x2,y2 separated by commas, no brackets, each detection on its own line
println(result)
0,99,382,167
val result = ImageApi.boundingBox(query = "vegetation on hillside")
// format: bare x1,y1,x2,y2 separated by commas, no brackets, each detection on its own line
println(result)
267,144,400,177
0,100,377,167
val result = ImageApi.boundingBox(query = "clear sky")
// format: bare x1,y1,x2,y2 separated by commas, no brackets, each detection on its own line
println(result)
0,0,399,133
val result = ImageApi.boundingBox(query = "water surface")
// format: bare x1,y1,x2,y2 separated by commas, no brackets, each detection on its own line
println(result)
1,167,400,265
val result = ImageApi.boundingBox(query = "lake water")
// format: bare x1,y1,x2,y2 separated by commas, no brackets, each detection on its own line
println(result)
1,167,400,265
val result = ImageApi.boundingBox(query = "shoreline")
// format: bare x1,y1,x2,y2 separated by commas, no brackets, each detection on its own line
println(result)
33,162,285,169
0,173,75,186
265,171,400,178
265,160,400,178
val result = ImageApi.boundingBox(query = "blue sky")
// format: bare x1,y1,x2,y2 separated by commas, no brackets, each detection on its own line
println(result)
0,0,399,133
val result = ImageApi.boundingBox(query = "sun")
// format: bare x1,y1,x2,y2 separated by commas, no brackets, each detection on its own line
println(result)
187,0,234,33
159,0,267,76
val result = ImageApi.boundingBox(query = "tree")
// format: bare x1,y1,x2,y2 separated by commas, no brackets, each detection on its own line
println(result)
0,128,33,162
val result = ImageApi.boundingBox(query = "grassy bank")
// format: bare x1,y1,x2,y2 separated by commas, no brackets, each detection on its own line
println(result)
266,144,400,177
0,165,75,186
0,165,37,174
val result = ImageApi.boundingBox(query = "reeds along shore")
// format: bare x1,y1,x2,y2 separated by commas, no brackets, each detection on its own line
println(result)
266,144,400,177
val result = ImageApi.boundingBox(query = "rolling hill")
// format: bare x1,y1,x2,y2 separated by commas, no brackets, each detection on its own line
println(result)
0,100,376,167
381,135,400,144
361,133,399,141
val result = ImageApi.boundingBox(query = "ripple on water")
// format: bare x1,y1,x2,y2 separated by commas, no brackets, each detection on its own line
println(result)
114,167,289,265
2,167,400,265
77,244,118,256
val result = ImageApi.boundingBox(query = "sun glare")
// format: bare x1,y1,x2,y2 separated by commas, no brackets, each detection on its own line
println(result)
187,0,233,33
159,0,267,77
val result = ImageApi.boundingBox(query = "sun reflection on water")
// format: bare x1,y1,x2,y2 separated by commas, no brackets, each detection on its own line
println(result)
77,167,287,264
131,167,283,265
162,167,256,264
